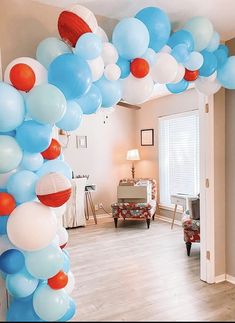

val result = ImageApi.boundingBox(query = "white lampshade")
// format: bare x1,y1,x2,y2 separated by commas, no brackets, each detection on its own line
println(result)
126,149,140,161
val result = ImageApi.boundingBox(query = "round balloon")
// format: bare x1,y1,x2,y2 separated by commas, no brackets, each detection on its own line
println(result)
48,270,68,290
122,74,154,104
41,138,61,160
217,56,235,89
0,82,25,132
95,26,109,42
199,50,217,77
0,192,16,216
58,297,76,322
166,79,189,94
36,160,72,180
184,68,199,82
130,58,149,78
7,202,57,251
195,77,221,95
214,45,229,68
104,64,121,81
206,31,220,52
101,42,118,66
0,249,25,274
0,170,17,190
171,64,185,83
95,76,122,108
10,64,36,92
0,235,16,254
76,84,102,114
168,29,194,51
64,271,75,295
87,56,104,82
141,48,157,66
75,32,102,60
19,151,44,172
7,295,42,322
184,51,204,71
57,226,69,249
0,136,23,173
151,53,178,84
171,44,190,64
0,216,8,235
116,57,130,79
56,100,83,131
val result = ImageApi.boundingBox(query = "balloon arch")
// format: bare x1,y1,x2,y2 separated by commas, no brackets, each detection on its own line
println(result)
0,4,234,322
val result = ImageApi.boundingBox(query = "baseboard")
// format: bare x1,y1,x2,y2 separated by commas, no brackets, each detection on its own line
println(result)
215,274,226,283
226,274,235,284
95,213,111,219
157,215,181,226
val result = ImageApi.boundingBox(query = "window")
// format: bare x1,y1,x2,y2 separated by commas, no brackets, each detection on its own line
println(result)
158,110,199,207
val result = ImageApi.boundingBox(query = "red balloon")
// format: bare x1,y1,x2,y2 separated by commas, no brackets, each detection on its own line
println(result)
48,270,68,290
130,58,149,78
41,139,61,160
184,69,199,82
0,193,16,216
10,63,36,92
58,10,92,47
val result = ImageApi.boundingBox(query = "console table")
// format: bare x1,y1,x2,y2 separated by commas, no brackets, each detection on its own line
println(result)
85,184,97,224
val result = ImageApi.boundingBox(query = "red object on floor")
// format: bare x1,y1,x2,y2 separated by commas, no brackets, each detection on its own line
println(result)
130,58,149,78
48,270,68,290
0,192,16,216
184,68,199,81
41,138,61,160
10,63,36,92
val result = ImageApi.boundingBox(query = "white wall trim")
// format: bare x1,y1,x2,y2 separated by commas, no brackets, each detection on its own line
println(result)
215,274,226,283
226,274,235,284
157,215,181,227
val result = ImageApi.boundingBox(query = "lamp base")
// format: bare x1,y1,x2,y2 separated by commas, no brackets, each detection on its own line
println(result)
131,163,135,179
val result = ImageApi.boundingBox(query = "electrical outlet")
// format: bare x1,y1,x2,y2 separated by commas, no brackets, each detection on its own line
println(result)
95,204,99,211
99,203,103,209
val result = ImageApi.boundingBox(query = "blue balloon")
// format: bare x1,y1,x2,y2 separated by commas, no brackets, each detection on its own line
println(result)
0,82,25,132
95,76,122,108
36,37,72,69
0,135,23,173
62,250,70,273
7,170,38,204
56,100,83,130
19,152,44,172
48,53,92,100
171,44,190,63
37,160,72,179
199,50,217,77
6,268,39,298
217,56,235,89
116,57,130,79
112,17,149,60
0,130,16,137
76,84,102,115
206,31,220,52
75,32,102,60
7,296,42,322
214,44,229,67
0,249,25,274
141,48,157,66
0,216,8,234
166,79,189,94
135,7,171,52
168,29,194,51
16,120,52,153
58,298,76,322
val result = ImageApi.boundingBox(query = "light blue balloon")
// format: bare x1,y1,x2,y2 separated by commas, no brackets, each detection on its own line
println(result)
217,56,235,89
56,100,83,130
58,298,76,322
135,7,170,52
171,44,190,63
62,250,70,273
36,37,72,69
0,216,8,234
7,295,42,322
141,48,156,66
7,170,38,204
76,84,102,115
199,50,217,77
26,84,67,125
166,79,189,94
19,152,44,172
75,32,102,60
16,120,52,153
48,53,92,100
184,51,204,71
0,130,16,137
112,17,149,60
168,29,194,51
0,82,25,132
95,76,122,108
206,31,220,52
0,136,23,173
25,245,63,280
214,44,229,67
116,57,130,79
37,160,72,179
6,268,39,298
33,284,70,321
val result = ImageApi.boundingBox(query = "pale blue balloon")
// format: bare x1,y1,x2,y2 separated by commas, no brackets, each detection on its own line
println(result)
75,32,102,60
7,295,42,322
0,136,23,174
76,84,102,114
6,268,39,298
62,250,70,273
7,170,38,204
56,100,83,130
135,7,170,52
58,298,76,322
166,79,189,94
20,152,44,172
0,216,8,235
214,44,229,67
116,57,130,79
37,160,72,179
112,17,149,60
171,44,190,63
33,284,70,321
168,29,194,51
16,120,52,153
0,82,25,132
199,50,217,77
25,245,64,280
206,31,220,52
141,48,157,66
36,37,72,69
0,130,16,137
217,56,235,89
184,51,204,71
95,76,122,108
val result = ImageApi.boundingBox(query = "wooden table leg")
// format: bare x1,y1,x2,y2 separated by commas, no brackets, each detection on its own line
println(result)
87,191,97,224
171,204,177,229
84,192,89,221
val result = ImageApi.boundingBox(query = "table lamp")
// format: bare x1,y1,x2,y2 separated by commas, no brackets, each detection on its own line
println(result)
126,149,140,179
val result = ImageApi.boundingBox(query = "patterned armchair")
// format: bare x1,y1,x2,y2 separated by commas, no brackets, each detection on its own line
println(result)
111,178,157,229
182,200,200,256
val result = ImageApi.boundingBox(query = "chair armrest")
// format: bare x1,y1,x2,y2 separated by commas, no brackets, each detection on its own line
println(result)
182,210,200,231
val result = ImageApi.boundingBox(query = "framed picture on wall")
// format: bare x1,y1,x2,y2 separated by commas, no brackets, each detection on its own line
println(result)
141,129,154,146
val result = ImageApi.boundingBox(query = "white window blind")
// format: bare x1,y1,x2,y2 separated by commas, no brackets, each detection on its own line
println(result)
159,110,200,207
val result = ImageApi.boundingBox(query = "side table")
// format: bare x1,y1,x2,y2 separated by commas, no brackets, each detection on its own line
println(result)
84,184,97,224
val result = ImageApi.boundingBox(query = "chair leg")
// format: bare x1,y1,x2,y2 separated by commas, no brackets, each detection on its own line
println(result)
186,242,192,256
114,218,118,228
146,218,150,229
152,212,156,221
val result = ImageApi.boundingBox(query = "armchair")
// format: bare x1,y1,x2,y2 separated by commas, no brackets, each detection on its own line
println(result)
111,178,157,229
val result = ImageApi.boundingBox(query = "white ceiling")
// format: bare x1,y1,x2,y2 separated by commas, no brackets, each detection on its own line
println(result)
33,0,235,41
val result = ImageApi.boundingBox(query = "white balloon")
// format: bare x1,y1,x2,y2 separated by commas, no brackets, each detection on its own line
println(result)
7,202,57,251
101,42,118,66
95,26,109,42
57,225,68,247
195,77,221,95
201,71,217,82
172,64,185,83
51,203,67,218
87,56,104,82
67,4,98,33
64,271,75,295
0,235,15,254
151,53,178,84
122,74,154,104
160,45,172,54
104,64,121,81
4,57,47,88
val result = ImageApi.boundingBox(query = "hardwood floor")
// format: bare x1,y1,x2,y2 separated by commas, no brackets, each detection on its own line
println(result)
67,217,235,322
